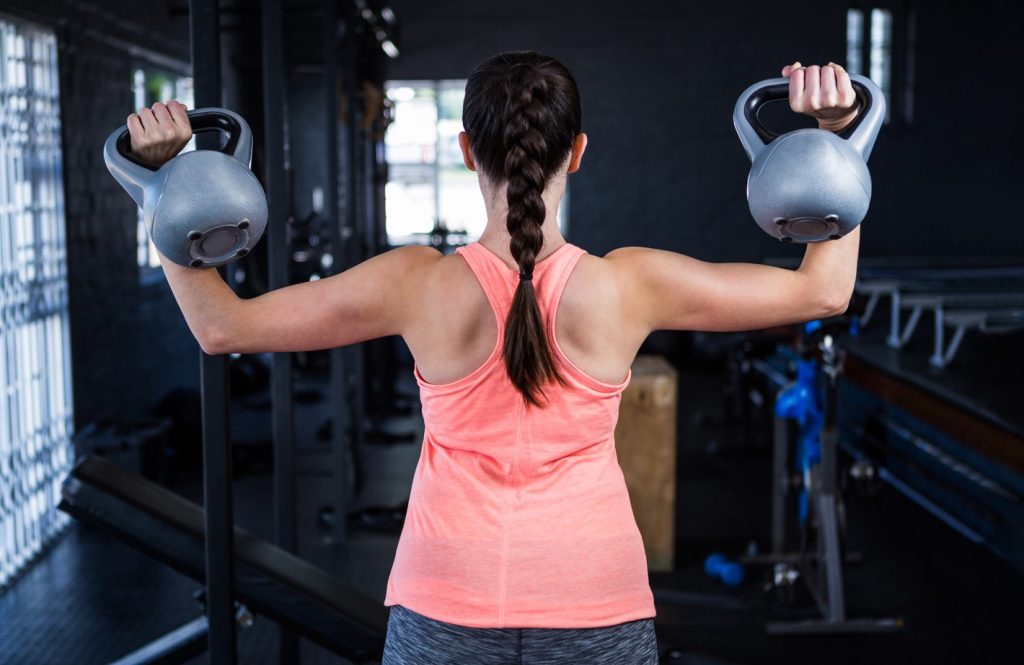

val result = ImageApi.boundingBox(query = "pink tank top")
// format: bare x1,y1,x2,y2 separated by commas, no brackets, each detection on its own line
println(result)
383,241,657,629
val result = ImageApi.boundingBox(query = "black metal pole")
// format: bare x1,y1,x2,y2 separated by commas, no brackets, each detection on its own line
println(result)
342,2,361,270
261,0,299,662
342,0,366,495
190,1,236,663
363,100,378,258
372,123,387,253
325,0,351,545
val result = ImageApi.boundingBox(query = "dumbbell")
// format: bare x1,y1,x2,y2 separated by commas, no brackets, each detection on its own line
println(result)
704,552,745,588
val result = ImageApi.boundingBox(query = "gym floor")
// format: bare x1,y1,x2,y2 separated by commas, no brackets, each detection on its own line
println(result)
3,352,1021,665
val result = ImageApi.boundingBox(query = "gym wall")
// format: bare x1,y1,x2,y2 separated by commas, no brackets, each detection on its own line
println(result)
6,0,1018,431
386,0,1020,261
2,1,195,428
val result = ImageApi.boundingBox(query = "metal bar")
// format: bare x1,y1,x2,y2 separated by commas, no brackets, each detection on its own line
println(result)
198,330,234,665
818,366,845,622
898,304,924,347
861,290,881,327
324,0,350,545
372,117,388,253
343,0,367,489
342,3,360,268
902,291,1024,307
364,101,379,257
940,324,969,369
771,412,789,557
818,492,846,623
261,0,299,661
767,617,903,635
190,0,236,663
109,616,209,665
886,288,902,348
877,467,985,544
869,412,1019,502
929,304,945,368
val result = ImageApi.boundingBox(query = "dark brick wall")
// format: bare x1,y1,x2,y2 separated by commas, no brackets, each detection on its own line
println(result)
385,0,1020,261
2,1,194,429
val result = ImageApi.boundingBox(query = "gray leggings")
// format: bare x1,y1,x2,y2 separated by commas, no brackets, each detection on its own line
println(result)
382,605,660,664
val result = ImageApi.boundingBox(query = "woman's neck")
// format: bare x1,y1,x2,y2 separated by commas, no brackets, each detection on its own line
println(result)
476,176,568,267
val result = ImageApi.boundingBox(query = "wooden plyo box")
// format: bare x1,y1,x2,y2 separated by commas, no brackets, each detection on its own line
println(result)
615,355,678,572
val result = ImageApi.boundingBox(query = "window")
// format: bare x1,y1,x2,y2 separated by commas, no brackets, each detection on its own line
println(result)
846,9,865,76
847,7,898,124
384,80,568,246
0,14,74,590
869,8,893,119
133,68,194,282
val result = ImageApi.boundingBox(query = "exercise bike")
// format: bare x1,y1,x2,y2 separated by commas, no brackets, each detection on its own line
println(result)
750,317,903,634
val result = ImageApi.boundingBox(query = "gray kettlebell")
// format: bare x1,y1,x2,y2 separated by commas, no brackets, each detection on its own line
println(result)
103,108,268,267
733,74,885,243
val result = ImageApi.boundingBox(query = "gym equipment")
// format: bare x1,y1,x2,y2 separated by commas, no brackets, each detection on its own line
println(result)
836,269,1024,571
757,320,902,634
733,74,885,243
103,108,268,268
58,455,387,662
853,265,1024,368
704,553,745,588
773,346,824,525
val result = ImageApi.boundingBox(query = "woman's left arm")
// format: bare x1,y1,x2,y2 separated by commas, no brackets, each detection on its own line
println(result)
131,100,439,355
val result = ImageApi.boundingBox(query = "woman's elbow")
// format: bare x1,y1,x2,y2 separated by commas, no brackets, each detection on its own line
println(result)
198,326,233,356
820,292,852,319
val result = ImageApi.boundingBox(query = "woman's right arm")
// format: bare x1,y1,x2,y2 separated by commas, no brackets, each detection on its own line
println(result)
128,101,442,356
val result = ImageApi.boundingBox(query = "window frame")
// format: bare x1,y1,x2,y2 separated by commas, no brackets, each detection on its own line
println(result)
384,78,570,248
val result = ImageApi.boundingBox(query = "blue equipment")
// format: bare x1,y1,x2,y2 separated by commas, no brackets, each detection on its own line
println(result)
704,553,745,588
774,322,826,523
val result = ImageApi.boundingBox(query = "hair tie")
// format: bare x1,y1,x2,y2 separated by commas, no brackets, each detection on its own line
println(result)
519,272,533,281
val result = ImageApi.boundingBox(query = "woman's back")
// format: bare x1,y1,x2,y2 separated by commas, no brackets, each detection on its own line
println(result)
384,240,657,628
407,242,641,388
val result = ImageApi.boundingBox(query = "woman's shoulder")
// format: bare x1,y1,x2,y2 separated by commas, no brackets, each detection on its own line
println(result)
565,246,661,317
561,248,625,307
386,244,481,295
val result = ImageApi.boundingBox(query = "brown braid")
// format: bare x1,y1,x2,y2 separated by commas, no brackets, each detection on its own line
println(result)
463,52,582,406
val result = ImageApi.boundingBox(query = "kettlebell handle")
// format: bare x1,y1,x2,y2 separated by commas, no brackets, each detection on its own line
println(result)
733,74,885,162
103,107,255,209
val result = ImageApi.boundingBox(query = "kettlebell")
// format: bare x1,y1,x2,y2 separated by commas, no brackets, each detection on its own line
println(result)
103,108,268,268
733,74,885,243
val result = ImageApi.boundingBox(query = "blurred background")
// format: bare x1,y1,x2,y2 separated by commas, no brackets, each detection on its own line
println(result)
0,1,1020,664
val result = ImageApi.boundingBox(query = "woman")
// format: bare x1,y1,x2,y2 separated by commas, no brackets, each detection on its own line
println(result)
130,53,860,664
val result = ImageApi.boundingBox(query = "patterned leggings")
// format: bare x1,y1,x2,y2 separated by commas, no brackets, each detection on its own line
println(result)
382,605,660,664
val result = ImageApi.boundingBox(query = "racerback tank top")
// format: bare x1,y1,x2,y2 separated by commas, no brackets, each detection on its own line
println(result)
383,241,657,629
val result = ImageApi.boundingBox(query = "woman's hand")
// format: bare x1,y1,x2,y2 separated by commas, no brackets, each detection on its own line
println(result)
127,101,193,168
782,62,858,132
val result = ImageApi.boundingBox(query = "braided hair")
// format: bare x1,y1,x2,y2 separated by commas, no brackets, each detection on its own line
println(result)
462,52,582,406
